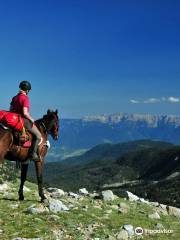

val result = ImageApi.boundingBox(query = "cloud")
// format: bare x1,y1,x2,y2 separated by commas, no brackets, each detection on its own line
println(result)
167,97,180,103
143,98,160,104
130,99,140,104
130,96,180,104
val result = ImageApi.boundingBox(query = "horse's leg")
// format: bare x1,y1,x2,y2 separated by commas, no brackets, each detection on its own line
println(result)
35,160,46,202
18,163,29,201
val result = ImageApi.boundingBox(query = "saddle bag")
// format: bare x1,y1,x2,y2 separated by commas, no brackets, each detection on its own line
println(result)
0,110,24,132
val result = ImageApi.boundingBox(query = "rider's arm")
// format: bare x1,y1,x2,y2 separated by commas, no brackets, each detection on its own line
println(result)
23,107,35,123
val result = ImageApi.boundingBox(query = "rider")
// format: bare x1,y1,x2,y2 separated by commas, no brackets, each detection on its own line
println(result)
10,80,42,161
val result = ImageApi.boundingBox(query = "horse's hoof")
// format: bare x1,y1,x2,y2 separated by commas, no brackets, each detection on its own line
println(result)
40,196,46,203
19,196,24,201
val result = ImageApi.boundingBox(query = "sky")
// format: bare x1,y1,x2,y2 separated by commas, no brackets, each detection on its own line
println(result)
0,0,180,118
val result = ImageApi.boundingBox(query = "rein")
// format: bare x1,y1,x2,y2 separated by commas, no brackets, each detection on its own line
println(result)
35,119,48,135
40,121,48,134
35,112,59,138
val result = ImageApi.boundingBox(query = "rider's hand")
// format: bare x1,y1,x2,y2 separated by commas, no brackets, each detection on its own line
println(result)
30,119,34,124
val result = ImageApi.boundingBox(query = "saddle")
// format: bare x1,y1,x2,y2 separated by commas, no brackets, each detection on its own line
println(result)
0,110,31,148
0,123,32,148
14,129,32,148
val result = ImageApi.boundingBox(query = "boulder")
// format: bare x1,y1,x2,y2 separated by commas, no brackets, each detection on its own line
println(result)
79,188,89,195
118,190,139,202
48,199,69,213
139,198,149,204
89,192,100,199
25,204,49,214
116,230,129,240
123,224,134,236
118,202,130,214
47,188,65,198
156,204,168,216
150,202,159,207
155,223,164,229
167,206,180,218
48,215,60,221
148,212,161,219
101,190,115,201
68,192,80,199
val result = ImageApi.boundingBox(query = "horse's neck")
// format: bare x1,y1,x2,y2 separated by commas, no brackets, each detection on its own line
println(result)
35,119,48,136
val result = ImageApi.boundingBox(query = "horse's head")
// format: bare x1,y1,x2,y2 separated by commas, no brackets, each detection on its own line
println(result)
43,109,59,140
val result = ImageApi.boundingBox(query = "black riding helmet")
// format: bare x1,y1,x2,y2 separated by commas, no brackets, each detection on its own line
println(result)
19,81,32,91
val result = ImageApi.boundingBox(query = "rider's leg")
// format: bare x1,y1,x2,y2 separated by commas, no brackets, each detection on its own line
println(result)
29,125,42,160
23,119,42,160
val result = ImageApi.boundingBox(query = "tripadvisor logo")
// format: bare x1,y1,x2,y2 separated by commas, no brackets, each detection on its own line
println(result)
135,227,144,235
135,227,174,235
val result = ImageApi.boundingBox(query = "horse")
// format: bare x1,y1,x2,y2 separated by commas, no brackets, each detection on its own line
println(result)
0,109,59,202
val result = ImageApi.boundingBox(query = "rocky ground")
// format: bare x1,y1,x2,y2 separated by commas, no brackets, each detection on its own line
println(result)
0,179,180,240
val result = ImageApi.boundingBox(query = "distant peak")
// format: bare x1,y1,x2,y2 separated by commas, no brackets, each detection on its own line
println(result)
82,112,180,127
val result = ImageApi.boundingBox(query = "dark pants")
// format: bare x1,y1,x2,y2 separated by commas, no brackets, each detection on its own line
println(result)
23,118,41,141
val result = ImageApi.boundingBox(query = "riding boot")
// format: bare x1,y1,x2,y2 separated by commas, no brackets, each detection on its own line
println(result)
30,138,40,161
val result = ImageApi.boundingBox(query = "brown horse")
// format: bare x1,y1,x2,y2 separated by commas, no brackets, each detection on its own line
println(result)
0,109,59,202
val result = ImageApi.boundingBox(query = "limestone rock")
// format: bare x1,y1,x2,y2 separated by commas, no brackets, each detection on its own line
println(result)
118,202,130,214
48,199,69,213
139,198,149,204
79,188,89,195
68,192,80,199
156,204,168,216
89,192,100,199
52,229,65,240
167,205,180,218
25,204,49,214
118,190,139,202
148,212,161,219
159,204,167,210
150,202,159,207
116,229,129,240
101,190,115,201
48,215,60,221
123,224,134,236
111,205,119,210
47,188,65,198
155,223,164,229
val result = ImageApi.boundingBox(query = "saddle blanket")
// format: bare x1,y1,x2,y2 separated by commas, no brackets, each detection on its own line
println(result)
0,110,24,132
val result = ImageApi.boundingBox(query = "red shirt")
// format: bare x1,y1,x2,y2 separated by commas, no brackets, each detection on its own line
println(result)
10,92,30,115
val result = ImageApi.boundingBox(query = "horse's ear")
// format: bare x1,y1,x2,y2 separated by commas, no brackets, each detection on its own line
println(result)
47,109,51,115
55,109,58,114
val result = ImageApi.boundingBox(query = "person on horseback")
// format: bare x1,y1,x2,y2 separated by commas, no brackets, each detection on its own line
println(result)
10,80,42,161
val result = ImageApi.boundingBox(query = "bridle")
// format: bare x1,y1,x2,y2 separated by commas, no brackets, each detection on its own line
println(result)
39,113,59,138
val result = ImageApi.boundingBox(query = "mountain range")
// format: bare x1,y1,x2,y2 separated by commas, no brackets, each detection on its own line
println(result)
40,112,180,208
48,112,180,161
